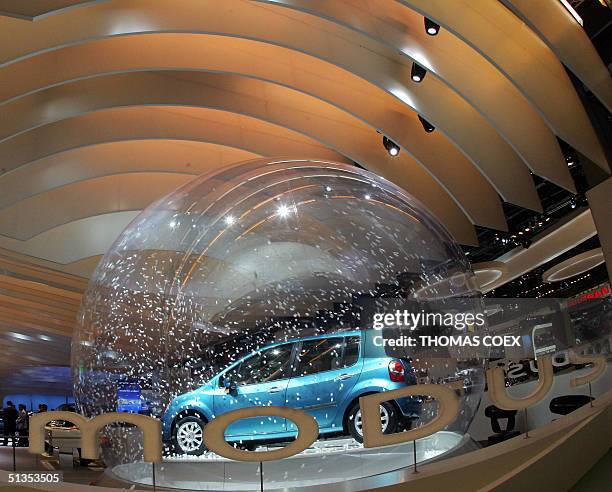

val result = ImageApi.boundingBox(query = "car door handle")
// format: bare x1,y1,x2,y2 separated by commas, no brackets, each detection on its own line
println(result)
268,386,283,393
334,373,355,381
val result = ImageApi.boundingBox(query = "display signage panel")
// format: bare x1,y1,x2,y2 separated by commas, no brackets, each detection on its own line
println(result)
117,382,141,413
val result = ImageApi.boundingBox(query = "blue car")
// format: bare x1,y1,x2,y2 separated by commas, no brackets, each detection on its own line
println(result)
162,331,421,455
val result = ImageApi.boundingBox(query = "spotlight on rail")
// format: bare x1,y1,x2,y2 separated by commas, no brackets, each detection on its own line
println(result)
382,136,400,156
418,115,435,133
411,62,427,83
424,17,440,36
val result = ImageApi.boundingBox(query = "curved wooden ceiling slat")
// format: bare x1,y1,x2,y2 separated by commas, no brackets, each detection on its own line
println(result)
0,308,73,334
0,173,194,240
62,255,103,278
0,211,141,264
0,275,81,308
0,0,99,20
0,105,478,245
500,0,612,113
0,69,511,229
0,249,88,290
398,0,609,172
0,106,346,169
254,0,573,191
0,293,77,320
0,70,497,234
0,0,541,212
0,141,258,209
0,35,511,227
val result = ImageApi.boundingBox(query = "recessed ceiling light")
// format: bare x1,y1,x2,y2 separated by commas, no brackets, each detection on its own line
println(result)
411,62,427,83
382,136,400,156
418,115,435,133
424,17,441,36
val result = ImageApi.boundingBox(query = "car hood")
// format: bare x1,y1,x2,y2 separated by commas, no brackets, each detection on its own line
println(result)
170,382,215,407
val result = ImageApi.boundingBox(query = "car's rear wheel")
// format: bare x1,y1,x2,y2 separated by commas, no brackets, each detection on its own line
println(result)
173,415,206,455
347,400,398,443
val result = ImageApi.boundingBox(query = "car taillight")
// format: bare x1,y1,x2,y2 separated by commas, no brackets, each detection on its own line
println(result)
388,360,405,382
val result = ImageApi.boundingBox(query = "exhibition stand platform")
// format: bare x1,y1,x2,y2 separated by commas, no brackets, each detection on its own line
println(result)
108,432,474,490
2,387,610,492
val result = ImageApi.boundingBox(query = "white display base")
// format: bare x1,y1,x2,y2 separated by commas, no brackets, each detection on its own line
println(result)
110,431,470,490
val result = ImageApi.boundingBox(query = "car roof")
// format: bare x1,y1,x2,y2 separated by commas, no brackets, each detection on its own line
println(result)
270,329,361,346
219,330,362,374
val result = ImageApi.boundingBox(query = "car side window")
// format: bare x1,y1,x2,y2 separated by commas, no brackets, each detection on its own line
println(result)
222,362,243,387
227,344,293,387
295,338,344,377
343,336,360,367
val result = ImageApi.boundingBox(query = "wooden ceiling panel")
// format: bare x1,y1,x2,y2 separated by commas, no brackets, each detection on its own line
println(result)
0,104,479,246
0,0,97,20
398,0,609,172
500,0,612,113
0,0,546,209
0,70,511,228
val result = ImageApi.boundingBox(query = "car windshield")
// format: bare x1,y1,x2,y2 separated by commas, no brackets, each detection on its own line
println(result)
225,343,293,386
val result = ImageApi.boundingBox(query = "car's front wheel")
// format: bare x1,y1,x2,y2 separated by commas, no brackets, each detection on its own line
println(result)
173,415,206,455
347,400,398,443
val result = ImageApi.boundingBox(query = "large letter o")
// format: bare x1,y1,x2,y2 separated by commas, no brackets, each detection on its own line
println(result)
203,406,319,461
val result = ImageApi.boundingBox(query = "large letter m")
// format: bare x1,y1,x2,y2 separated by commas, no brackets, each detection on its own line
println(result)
28,411,162,462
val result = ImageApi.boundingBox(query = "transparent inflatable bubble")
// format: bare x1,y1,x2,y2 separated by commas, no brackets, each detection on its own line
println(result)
73,158,486,488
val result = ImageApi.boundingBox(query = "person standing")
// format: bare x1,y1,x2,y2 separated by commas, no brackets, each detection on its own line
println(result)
1,401,18,446
16,404,29,446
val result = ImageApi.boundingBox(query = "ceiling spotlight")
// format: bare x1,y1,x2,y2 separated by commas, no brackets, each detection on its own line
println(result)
411,62,427,83
224,215,235,226
418,115,435,133
424,17,440,36
382,136,400,156
277,204,292,217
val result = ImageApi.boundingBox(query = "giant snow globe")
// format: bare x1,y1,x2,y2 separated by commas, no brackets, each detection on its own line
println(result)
72,158,487,490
